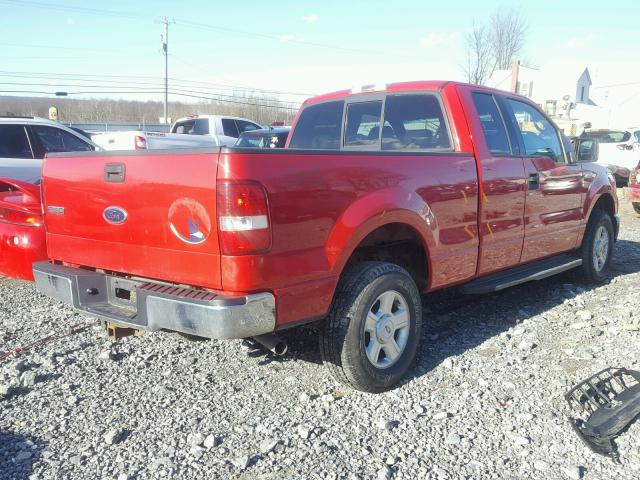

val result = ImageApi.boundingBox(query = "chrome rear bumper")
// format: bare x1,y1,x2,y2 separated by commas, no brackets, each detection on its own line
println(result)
32,261,276,339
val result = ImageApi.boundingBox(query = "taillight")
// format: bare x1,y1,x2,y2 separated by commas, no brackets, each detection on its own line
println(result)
631,164,640,185
217,181,270,255
617,144,632,151
134,135,147,149
0,207,43,227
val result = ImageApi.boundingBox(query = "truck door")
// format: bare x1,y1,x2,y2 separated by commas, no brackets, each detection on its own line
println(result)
501,97,583,262
467,91,526,275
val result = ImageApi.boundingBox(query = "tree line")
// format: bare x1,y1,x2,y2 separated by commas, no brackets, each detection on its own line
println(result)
0,93,298,126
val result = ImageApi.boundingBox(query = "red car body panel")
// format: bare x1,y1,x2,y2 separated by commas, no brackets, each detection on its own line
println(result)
0,179,47,281
40,81,618,329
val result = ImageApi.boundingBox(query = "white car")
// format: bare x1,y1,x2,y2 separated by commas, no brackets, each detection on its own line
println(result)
92,115,263,151
0,116,100,183
580,128,640,170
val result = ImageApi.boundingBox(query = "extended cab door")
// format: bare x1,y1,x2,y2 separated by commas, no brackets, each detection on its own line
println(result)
501,97,583,263
464,90,526,275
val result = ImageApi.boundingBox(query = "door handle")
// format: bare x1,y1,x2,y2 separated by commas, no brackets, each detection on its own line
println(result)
528,172,540,190
104,163,125,183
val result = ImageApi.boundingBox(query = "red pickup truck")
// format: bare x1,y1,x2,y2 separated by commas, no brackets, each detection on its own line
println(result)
33,81,618,392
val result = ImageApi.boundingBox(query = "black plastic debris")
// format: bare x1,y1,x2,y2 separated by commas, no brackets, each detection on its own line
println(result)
565,368,640,459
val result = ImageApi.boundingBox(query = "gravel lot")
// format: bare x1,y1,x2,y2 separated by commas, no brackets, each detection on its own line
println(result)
2,197,640,480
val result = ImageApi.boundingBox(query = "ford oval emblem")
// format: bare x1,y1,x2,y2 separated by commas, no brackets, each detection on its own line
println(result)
103,206,128,225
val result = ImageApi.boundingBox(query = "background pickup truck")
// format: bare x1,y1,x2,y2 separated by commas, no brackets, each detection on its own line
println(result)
34,81,619,392
91,115,263,150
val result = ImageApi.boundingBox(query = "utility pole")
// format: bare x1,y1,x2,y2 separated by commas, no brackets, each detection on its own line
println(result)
157,17,175,124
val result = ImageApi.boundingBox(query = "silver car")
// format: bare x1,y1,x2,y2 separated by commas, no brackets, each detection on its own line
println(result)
0,116,100,183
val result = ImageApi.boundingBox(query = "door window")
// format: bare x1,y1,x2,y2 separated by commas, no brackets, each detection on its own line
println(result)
0,125,33,158
172,120,196,134
221,118,240,138
472,93,511,155
576,139,598,162
382,94,451,150
31,125,93,154
506,99,564,163
288,100,344,150
344,101,382,148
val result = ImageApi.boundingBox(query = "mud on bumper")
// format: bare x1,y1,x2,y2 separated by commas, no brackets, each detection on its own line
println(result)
33,261,276,339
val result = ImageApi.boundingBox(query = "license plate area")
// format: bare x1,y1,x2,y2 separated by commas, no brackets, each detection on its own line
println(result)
107,277,140,313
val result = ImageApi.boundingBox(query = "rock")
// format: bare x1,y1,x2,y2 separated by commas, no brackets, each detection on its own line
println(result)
534,460,549,471
15,450,32,463
231,455,250,470
513,436,530,446
517,413,534,422
376,418,393,431
99,349,114,361
259,439,279,454
20,371,37,387
575,310,593,321
562,465,582,479
377,465,394,480
385,455,397,465
189,433,205,446
297,425,312,439
203,434,219,449
103,429,123,445
320,393,335,403
432,412,450,421
569,321,588,330
445,433,461,445
299,392,310,403
442,358,454,369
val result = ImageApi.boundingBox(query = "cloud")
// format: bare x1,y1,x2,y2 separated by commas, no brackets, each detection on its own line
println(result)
420,31,459,48
278,34,295,42
566,34,594,49
301,14,318,24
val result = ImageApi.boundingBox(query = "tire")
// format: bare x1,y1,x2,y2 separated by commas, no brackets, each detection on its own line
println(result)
633,203,640,216
319,261,422,393
574,209,615,283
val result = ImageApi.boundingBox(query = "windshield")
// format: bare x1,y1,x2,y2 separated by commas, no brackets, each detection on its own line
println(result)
584,130,631,143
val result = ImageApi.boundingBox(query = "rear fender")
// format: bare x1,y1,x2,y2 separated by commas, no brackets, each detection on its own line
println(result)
325,187,434,280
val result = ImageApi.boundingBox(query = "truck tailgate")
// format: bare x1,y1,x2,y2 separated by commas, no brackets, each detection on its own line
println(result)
42,149,222,290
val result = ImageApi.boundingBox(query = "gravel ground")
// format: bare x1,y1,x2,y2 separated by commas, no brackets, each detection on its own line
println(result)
2,197,640,480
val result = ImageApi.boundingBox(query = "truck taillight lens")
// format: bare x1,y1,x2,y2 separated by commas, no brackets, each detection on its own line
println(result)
134,135,147,149
0,207,43,227
217,181,270,255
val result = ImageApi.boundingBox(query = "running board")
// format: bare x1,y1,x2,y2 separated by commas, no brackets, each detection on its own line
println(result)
460,255,582,295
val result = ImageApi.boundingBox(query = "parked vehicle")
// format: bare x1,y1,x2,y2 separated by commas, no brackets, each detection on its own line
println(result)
0,116,99,183
579,128,640,172
92,115,263,151
573,137,630,186
0,178,46,280
33,81,619,392
623,161,640,215
234,127,290,148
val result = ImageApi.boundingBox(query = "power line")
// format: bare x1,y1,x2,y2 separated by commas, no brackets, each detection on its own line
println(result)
0,69,314,97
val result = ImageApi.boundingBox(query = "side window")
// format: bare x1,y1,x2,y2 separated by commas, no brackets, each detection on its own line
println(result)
506,99,564,162
0,125,33,159
236,120,261,134
383,94,452,150
193,119,209,135
288,100,344,150
31,126,93,154
634,131,640,143
576,139,598,162
221,118,240,138
472,93,510,155
344,101,382,148
173,120,196,134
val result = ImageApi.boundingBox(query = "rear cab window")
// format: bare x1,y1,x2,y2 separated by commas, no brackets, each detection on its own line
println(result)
344,101,382,148
0,124,33,159
288,100,344,149
221,119,240,138
172,120,196,134
236,120,261,134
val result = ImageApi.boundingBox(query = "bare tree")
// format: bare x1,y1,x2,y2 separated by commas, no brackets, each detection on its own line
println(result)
462,8,527,85
463,24,494,85
490,8,528,70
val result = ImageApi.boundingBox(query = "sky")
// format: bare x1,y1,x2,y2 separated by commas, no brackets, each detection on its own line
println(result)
1,0,639,110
